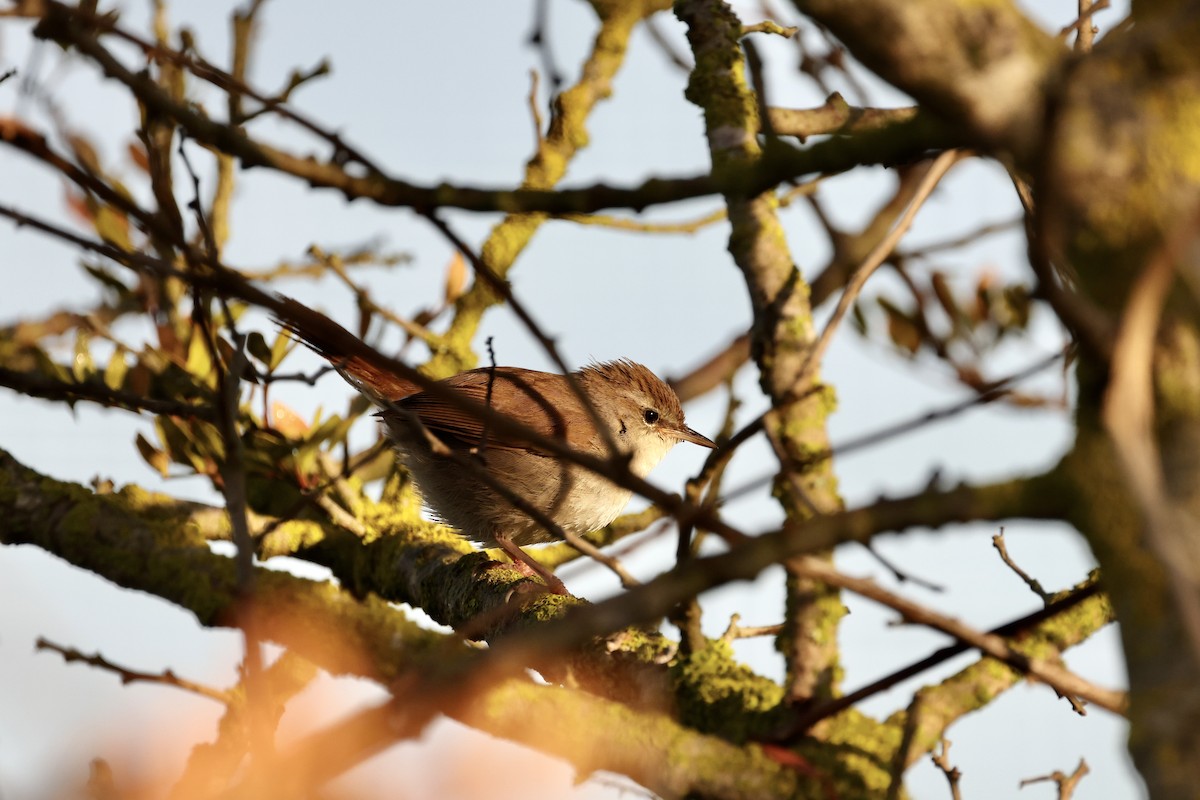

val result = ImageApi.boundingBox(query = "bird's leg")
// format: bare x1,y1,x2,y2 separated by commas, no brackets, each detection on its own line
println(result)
493,534,568,595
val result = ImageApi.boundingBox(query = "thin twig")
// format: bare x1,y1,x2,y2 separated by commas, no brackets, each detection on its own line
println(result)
46,2,383,174
644,13,692,71
992,528,1051,602
931,739,962,800
720,348,1067,505
37,637,231,703
1061,0,1108,49
527,69,545,150
793,150,964,391
525,0,564,90
312,492,369,538
1020,759,1090,799
720,613,784,642
788,557,1125,713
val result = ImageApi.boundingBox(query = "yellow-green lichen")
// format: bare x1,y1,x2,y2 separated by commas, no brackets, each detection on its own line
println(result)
672,638,785,742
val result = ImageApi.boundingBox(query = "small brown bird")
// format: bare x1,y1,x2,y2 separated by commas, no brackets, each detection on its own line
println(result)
275,298,714,593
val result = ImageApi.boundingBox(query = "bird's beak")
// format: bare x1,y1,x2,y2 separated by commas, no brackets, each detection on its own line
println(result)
672,424,716,449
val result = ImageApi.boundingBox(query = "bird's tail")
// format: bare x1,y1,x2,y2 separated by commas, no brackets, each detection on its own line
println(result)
272,295,421,401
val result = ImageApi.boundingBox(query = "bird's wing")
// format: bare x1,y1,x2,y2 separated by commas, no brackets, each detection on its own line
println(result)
386,368,594,455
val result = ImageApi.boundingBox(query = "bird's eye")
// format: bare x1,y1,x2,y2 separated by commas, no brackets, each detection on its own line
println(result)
643,409,660,425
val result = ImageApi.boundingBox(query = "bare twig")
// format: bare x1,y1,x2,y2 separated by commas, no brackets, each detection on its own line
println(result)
794,150,965,392
992,528,1051,602
788,557,1125,713
37,637,231,703
313,245,442,348
42,1,382,174
645,13,692,71
527,69,545,150
861,541,944,592
776,578,1103,738
1016,173,1114,360
931,739,962,800
312,492,369,538
1061,1,1109,50
1020,759,1090,799
721,348,1067,504
720,613,784,642
525,0,564,90
894,216,1021,260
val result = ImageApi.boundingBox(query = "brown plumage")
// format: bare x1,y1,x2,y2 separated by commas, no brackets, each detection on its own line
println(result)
274,296,714,593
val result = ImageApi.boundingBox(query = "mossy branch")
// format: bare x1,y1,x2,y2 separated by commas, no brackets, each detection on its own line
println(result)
0,448,443,681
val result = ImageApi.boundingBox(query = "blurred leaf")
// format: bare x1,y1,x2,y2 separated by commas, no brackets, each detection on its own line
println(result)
879,298,922,356
214,303,248,328
190,420,226,461
850,301,867,336
155,416,193,467
72,330,94,381
246,331,272,366
64,190,93,226
356,304,373,340
1002,285,1031,330
955,364,986,390
135,433,171,478
271,401,310,438
973,272,995,324
108,177,136,206
127,141,150,173
31,347,72,384
308,412,354,447
67,133,101,174
293,440,321,477
103,350,128,390
155,415,224,476
126,362,152,396
930,271,965,330
93,205,131,250
269,330,294,370
214,336,256,381
82,263,132,297
163,275,187,307
186,333,214,386
444,250,466,305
